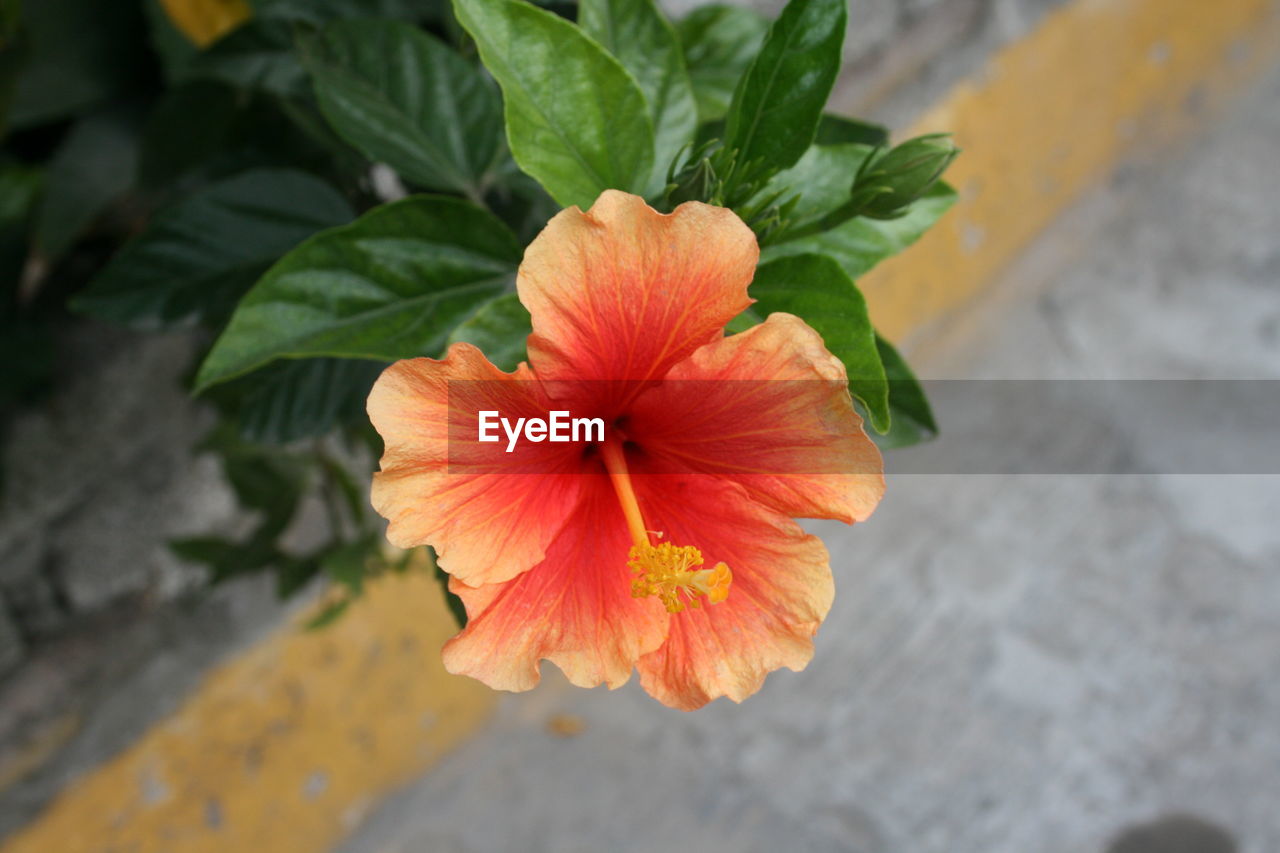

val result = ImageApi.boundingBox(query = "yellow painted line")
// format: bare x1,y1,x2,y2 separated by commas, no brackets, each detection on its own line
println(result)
4,1,1278,852
853,0,1280,342
1,567,493,853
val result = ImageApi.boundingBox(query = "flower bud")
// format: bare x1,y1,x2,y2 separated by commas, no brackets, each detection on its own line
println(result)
848,133,958,220
665,155,721,207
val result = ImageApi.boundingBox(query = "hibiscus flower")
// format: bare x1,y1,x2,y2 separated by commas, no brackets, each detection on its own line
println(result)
368,190,884,710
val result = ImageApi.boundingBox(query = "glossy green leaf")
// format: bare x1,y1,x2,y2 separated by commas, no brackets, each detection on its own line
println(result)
195,195,522,390
723,305,762,334
579,0,696,192
675,4,768,124
763,142,873,230
873,332,937,449
35,108,140,259
814,113,889,147
304,20,503,199
751,253,889,432
762,182,958,280
721,0,846,187
236,357,386,444
454,0,654,209
74,169,354,329
446,291,530,370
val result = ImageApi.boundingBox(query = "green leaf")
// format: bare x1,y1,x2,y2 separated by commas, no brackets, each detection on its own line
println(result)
675,4,768,124
185,19,307,98
304,19,502,199
0,0,24,136
486,167,561,244
721,0,846,187
195,194,522,390
319,534,377,592
0,0,18,36
763,142,873,230
175,425,315,588
276,553,324,597
579,0,696,192
35,108,140,260
8,0,148,129
762,181,957,280
73,169,354,329
872,332,937,449
141,0,200,83
446,290,530,370
305,596,353,630
316,448,369,528
222,445,308,518
429,547,467,627
138,80,240,188
0,158,42,226
454,0,655,209
814,113,889,147
170,535,278,583
236,357,385,444
750,253,889,432
724,305,762,334
254,0,443,25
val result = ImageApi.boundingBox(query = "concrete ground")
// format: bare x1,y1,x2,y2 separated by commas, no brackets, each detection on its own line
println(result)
336,65,1280,853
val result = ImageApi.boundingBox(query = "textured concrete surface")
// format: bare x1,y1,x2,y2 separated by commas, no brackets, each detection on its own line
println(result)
336,53,1280,853
0,323,290,835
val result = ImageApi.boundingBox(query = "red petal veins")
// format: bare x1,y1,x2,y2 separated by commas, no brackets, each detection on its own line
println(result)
441,474,668,692
630,472,834,710
627,313,885,524
519,190,757,413
368,343,587,587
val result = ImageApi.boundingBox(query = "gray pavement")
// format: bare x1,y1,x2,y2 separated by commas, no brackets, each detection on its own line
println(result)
338,65,1280,853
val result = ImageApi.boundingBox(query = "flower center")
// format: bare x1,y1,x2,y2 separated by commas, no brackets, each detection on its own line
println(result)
628,542,732,613
600,435,732,614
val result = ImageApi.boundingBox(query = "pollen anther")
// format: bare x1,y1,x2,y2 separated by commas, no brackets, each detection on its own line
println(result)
628,542,732,613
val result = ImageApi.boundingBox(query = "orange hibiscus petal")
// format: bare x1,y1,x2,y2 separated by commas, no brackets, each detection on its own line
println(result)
368,343,586,586
631,472,834,710
519,190,757,407
441,474,668,692
626,313,885,524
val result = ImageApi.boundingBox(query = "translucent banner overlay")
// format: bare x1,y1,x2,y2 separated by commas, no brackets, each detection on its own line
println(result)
444,380,1280,475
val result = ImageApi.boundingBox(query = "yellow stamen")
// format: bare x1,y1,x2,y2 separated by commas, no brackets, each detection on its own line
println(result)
600,435,732,613
628,542,732,613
